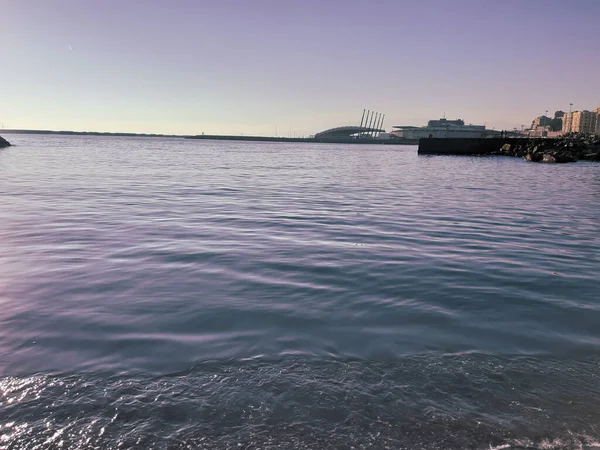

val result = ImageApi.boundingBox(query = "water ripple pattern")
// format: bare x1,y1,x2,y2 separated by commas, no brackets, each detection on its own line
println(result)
1,134,599,448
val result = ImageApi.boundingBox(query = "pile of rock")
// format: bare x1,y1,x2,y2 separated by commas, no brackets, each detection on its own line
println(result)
0,134,10,148
491,135,600,163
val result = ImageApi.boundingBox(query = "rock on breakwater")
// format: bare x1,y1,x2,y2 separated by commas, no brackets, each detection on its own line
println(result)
491,135,600,164
0,134,11,148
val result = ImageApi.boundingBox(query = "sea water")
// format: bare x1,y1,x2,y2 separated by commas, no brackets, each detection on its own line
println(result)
1,134,599,449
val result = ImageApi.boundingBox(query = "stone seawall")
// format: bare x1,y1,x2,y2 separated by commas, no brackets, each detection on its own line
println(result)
490,136,600,163
418,136,600,163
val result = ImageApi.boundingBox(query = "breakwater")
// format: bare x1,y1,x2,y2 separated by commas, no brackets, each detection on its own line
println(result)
0,134,11,148
418,136,600,163
491,135,600,163
418,137,521,155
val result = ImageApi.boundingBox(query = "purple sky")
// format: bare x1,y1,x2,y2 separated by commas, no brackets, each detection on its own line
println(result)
3,0,599,135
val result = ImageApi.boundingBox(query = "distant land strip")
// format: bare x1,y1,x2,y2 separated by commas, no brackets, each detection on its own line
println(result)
186,134,418,144
2,129,419,145
1,129,185,138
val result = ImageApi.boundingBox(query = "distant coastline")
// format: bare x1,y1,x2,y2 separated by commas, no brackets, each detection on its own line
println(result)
2,129,419,145
1,129,185,138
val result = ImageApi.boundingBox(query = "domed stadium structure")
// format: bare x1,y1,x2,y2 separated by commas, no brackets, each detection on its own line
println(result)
313,125,385,139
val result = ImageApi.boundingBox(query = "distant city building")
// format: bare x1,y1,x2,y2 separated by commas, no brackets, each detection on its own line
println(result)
531,116,551,129
392,118,488,139
549,111,564,131
549,117,562,131
594,106,600,136
573,111,596,134
562,110,596,134
529,112,563,132
528,126,549,137
562,112,572,133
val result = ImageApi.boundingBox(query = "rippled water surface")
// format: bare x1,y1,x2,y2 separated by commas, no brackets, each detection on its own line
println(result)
1,134,599,448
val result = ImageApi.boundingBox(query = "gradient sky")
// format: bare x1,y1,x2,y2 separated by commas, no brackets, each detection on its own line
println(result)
2,0,600,135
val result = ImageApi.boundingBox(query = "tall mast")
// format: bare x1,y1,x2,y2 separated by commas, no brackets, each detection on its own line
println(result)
363,110,372,138
373,113,381,137
367,111,376,138
373,112,381,137
359,109,366,129
378,114,386,137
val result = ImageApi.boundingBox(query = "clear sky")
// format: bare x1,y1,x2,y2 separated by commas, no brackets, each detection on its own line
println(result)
2,0,599,135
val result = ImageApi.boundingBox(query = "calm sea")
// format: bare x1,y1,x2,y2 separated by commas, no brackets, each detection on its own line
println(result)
1,134,599,449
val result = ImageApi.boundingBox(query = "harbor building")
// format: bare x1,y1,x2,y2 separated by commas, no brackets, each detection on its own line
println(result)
391,118,489,139
594,106,600,136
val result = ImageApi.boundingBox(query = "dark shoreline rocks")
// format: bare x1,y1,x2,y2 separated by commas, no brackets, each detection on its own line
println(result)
0,134,11,148
490,134,600,163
